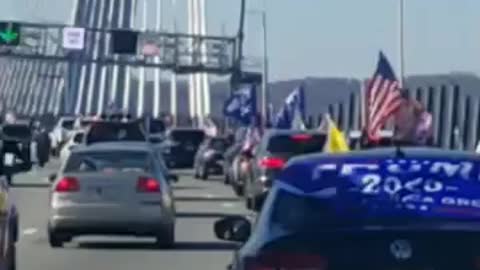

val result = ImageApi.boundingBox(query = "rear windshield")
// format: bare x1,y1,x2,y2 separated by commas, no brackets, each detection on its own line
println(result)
150,120,165,133
2,125,31,139
267,134,326,155
170,130,205,145
64,151,150,173
62,120,75,130
86,122,146,144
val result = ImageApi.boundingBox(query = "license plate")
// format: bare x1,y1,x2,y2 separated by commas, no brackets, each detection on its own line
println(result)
4,154,14,166
87,186,119,200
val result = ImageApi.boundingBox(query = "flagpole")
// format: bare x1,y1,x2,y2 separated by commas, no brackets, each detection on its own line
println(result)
399,0,405,88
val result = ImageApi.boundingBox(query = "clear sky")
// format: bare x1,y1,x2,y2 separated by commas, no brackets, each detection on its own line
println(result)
2,0,480,81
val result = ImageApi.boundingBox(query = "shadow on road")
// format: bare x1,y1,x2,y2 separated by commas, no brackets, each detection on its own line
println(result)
175,196,240,202
11,183,50,188
173,186,205,191
77,241,237,251
176,211,233,219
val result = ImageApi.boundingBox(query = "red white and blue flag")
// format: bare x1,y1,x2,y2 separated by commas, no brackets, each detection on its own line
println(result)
365,52,404,141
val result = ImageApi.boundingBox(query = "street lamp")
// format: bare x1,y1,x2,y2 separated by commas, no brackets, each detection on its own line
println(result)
248,8,269,125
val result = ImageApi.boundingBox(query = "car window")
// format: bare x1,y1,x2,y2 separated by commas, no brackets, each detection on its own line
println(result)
62,120,74,130
86,122,146,144
267,134,326,155
64,151,150,173
170,130,205,145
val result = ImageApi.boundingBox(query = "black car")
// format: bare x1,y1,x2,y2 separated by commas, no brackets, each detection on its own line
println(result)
0,176,19,270
161,128,205,168
84,119,147,145
244,130,326,210
194,137,229,180
215,147,480,270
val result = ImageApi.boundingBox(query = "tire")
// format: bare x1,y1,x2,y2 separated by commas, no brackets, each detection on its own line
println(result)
155,225,175,249
233,184,244,196
6,175,12,186
48,232,67,248
193,166,200,179
224,174,230,185
6,244,15,270
200,166,208,180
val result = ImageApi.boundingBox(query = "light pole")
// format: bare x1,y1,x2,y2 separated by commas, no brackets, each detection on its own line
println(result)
248,8,269,126
399,0,405,88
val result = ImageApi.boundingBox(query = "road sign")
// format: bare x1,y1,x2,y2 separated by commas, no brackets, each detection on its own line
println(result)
63,27,85,50
111,30,138,54
0,22,20,46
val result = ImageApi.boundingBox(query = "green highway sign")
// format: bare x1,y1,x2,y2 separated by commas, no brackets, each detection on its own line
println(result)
0,22,20,46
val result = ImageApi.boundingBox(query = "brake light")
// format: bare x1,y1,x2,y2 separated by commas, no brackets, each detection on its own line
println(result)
55,177,80,192
291,134,312,141
246,253,328,270
137,177,161,193
259,157,285,169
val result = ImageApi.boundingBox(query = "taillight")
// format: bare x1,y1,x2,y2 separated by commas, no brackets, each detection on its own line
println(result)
137,177,161,193
291,134,312,141
246,253,328,270
259,157,285,169
55,177,80,192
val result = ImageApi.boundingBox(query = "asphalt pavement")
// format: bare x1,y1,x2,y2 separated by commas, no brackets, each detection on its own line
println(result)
11,159,247,270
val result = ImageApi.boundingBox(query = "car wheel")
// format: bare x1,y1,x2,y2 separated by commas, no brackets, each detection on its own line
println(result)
224,174,230,185
193,166,200,179
200,166,208,180
233,184,244,196
6,175,12,186
155,225,175,249
48,232,67,248
6,244,15,270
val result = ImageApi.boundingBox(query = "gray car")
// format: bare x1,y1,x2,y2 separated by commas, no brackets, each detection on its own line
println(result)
47,142,176,248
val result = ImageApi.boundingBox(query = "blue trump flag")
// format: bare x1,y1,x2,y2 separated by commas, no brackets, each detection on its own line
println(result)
274,85,306,129
223,85,257,125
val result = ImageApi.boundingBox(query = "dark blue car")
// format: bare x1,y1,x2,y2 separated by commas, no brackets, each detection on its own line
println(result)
214,147,480,270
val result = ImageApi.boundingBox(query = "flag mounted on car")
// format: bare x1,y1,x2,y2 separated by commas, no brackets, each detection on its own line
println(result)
274,85,306,129
364,52,404,141
223,85,257,126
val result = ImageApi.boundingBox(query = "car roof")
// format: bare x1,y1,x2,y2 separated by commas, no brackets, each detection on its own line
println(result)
72,142,154,154
263,129,325,137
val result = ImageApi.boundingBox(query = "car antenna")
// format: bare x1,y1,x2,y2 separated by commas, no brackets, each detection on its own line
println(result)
393,139,405,158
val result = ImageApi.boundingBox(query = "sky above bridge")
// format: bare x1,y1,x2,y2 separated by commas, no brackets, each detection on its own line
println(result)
1,0,479,82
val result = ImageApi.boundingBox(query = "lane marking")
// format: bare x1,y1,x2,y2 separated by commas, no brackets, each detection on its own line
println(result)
204,194,214,198
22,228,38,235
221,202,235,208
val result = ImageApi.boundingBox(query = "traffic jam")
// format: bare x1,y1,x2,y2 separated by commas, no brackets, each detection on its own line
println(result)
0,58,478,270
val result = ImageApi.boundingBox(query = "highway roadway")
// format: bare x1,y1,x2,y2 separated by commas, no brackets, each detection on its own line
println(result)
12,159,246,270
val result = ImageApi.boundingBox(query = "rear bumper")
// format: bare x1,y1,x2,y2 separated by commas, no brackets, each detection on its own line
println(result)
49,217,172,236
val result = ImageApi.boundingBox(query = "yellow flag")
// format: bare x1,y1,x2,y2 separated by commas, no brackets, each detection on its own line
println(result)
325,117,350,153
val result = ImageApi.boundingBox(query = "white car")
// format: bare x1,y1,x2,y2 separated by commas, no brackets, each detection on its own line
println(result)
60,130,85,161
50,117,76,155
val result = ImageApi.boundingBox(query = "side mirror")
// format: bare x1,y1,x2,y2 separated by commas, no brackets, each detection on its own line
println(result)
214,215,251,243
48,173,57,183
168,174,179,183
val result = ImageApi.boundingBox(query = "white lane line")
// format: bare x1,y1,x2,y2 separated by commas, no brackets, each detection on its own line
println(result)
204,194,214,198
22,228,38,235
221,202,235,208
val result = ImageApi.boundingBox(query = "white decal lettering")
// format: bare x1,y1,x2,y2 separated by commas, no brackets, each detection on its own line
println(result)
361,174,382,194
311,164,337,181
423,179,444,193
430,162,462,177
341,164,379,176
460,162,474,180
384,177,402,195
441,197,456,205
472,200,480,208
457,198,471,207
404,177,423,192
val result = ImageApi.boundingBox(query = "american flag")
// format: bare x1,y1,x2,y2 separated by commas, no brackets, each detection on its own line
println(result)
365,52,404,141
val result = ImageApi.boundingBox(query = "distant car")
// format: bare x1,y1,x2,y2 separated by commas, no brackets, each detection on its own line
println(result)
83,119,146,145
0,176,18,270
50,117,76,156
161,128,205,168
48,142,176,248
193,137,229,180
60,130,85,161
244,130,327,211
214,147,480,270
1,120,34,185
223,143,243,186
